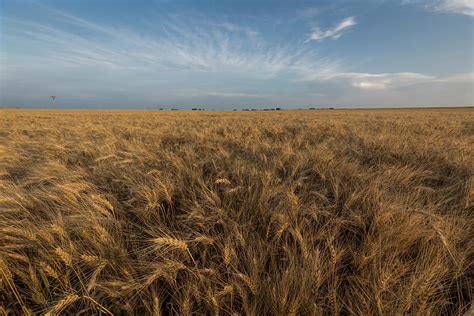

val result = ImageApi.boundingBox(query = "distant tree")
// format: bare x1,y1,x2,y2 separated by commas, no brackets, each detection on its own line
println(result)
275,107,281,110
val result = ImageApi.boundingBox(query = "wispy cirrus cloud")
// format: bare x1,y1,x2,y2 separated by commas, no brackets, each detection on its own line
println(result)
1,7,346,104
216,22,259,40
306,17,356,42
402,0,474,16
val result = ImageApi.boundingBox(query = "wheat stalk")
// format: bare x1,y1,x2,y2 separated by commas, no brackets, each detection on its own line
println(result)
45,294,80,315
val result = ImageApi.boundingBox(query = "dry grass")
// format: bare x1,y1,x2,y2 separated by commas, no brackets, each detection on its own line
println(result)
0,108,473,315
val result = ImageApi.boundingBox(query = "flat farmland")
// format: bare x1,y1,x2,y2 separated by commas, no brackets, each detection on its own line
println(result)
1,108,473,315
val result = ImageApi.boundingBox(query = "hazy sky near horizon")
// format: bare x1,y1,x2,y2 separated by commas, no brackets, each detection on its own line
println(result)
0,0,473,108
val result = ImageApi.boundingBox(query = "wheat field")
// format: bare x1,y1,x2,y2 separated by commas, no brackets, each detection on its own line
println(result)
0,108,473,315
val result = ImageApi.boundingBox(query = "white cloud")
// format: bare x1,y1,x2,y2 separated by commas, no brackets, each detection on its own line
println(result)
353,81,388,89
306,17,356,42
403,0,474,16
436,0,474,16
304,72,436,90
346,72,435,89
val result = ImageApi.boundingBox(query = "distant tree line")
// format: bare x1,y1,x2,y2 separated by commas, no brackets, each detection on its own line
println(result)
241,108,282,111
151,107,336,111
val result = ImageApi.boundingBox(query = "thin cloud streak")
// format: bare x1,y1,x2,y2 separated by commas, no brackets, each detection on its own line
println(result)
436,0,474,16
332,72,435,90
402,0,474,16
306,17,356,42
300,71,474,92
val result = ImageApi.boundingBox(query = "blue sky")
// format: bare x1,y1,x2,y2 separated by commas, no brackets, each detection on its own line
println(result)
0,0,473,108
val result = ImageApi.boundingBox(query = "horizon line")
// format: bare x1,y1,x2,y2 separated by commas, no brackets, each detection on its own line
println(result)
1,105,473,111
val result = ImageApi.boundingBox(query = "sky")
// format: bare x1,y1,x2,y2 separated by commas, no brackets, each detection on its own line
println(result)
0,0,473,109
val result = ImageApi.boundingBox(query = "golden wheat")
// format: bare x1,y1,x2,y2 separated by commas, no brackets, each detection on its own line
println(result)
0,108,473,315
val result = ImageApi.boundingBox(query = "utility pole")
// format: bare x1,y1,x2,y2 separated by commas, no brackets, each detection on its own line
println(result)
50,96,57,108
